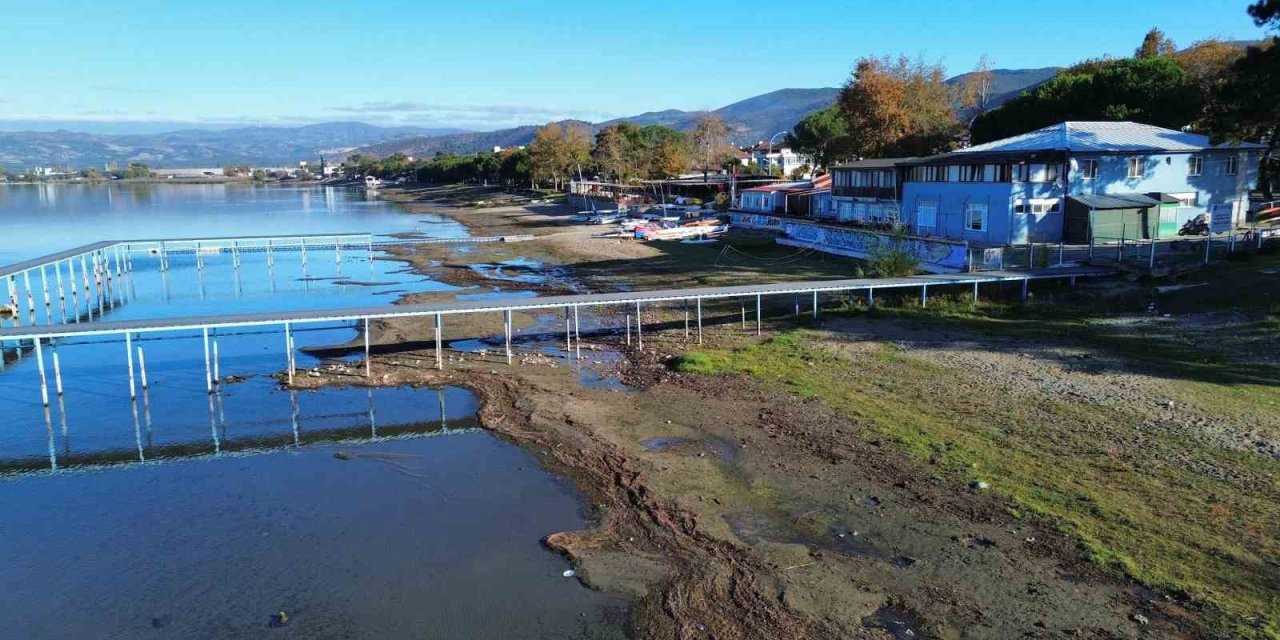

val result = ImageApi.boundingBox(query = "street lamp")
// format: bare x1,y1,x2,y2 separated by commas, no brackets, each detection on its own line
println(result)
766,131,788,175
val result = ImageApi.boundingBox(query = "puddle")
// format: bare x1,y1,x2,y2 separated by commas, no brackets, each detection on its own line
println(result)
640,436,738,461
863,603,928,639
468,258,551,284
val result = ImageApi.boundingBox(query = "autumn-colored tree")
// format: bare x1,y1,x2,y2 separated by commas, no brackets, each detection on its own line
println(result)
1136,27,1177,58
529,122,590,189
649,139,691,178
1175,39,1247,95
838,55,959,157
591,125,631,182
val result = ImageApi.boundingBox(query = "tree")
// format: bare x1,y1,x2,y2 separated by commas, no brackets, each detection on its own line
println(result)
786,105,851,170
790,165,811,180
1175,39,1247,95
528,122,590,189
691,115,732,173
1136,28,1177,58
970,56,1201,143
1204,40,1280,196
1249,0,1280,27
591,124,632,182
837,55,959,158
649,139,690,178
957,54,996,126
124,163,151,179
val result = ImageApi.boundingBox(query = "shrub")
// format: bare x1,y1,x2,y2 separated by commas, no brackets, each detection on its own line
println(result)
867,226,919,277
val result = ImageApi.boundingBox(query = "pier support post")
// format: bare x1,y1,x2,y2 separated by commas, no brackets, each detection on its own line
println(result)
972,281,979,303
812,290,818,319
51,344,63,396
625,313,631,346
211,330,220,387
683,300,689,338
747,293,757,337
741,302,746,329
921,284,928,308
635,302,642,350
564,307,572,354
696,298,703,345
203,327,213,394
126,332,136,400
1021,278,1029,301
137,345,148,391
573,305,580,361
266,240,274,270
504,309,513,364
364,318,371,378
869,288,875,308
284,322,295,385
34,338,50,408
434,313,442,370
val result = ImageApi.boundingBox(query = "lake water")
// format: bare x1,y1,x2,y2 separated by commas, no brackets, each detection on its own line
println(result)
0,184,629,639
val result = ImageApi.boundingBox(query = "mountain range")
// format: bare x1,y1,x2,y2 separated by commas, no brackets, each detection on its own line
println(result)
0,68,1060,169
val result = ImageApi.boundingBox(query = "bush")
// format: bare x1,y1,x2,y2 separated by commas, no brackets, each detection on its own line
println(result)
714,192,731,213
867,226,918,277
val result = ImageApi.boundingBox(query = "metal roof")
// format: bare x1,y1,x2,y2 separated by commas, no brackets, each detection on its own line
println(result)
830,157,917,170
1068,193,1161,210
958,121,1266,154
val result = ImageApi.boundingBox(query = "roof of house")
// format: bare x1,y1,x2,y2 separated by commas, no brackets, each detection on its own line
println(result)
1068,193,1162,210
959,121,1266,154
741,181,806,193
830,157,917,170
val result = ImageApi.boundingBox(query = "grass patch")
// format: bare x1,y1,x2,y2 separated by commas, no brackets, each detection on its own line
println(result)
675,320,1280,638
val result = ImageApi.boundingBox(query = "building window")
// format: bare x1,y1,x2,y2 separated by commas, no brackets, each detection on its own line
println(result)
1127,157,1145,179
966,203,987,231
1013,199,1061,215
1168,192,1198,207
1226,155,1238,176
916,203,938,234
1188,156,1203,177
1081,159,1098,180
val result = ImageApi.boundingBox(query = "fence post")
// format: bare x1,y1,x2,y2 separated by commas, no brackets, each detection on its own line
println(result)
1058,241,1064,266
1148,239,1156,270
1204,233,1212,264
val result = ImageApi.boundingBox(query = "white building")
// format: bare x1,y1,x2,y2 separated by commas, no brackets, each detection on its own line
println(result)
749,144,812,178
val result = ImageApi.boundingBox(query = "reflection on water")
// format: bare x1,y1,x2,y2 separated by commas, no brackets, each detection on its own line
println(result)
0,184,630,639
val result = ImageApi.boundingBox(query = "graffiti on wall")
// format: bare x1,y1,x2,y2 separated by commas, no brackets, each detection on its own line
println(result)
731,213,968,270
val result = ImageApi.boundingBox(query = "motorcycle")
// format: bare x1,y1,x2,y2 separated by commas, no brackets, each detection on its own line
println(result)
1177,214,1209,236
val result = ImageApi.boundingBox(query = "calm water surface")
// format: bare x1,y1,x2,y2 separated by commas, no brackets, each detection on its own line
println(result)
0,184,629,639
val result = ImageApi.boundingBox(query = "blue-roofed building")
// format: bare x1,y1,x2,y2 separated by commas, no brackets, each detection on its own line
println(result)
897,121,1265,245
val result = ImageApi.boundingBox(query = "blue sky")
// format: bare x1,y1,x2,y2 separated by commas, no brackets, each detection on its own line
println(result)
0,0,1266,133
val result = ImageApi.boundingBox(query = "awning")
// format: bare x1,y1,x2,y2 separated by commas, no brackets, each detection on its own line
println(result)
1068,193,1160,210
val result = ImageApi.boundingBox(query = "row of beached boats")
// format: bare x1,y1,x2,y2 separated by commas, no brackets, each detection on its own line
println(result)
575,204,730,242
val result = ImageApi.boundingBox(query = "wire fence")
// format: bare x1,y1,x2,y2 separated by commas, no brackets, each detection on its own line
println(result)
968,225,1279,272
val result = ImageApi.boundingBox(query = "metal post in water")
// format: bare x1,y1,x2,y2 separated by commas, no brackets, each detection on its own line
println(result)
564,307,572,354
34,338,50,408
51,344,63,396
202,327,213,394
635,302,642,350
301,238,308,274
696,298,703,345
126,332,136,400
364,318,372,378
921,284,928,308
266,239,274,270
137,345,148,390
625,313,631,346
284,322,295,384
812,290,818,319
435,313,442,370
66,260,79,321
869,288,875,307
573,305,580,361
212,330,221,386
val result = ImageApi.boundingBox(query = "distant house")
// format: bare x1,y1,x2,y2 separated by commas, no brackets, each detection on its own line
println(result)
898,121,1264,245
739,176,830,216
749,143,812,178
828,158,912,224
